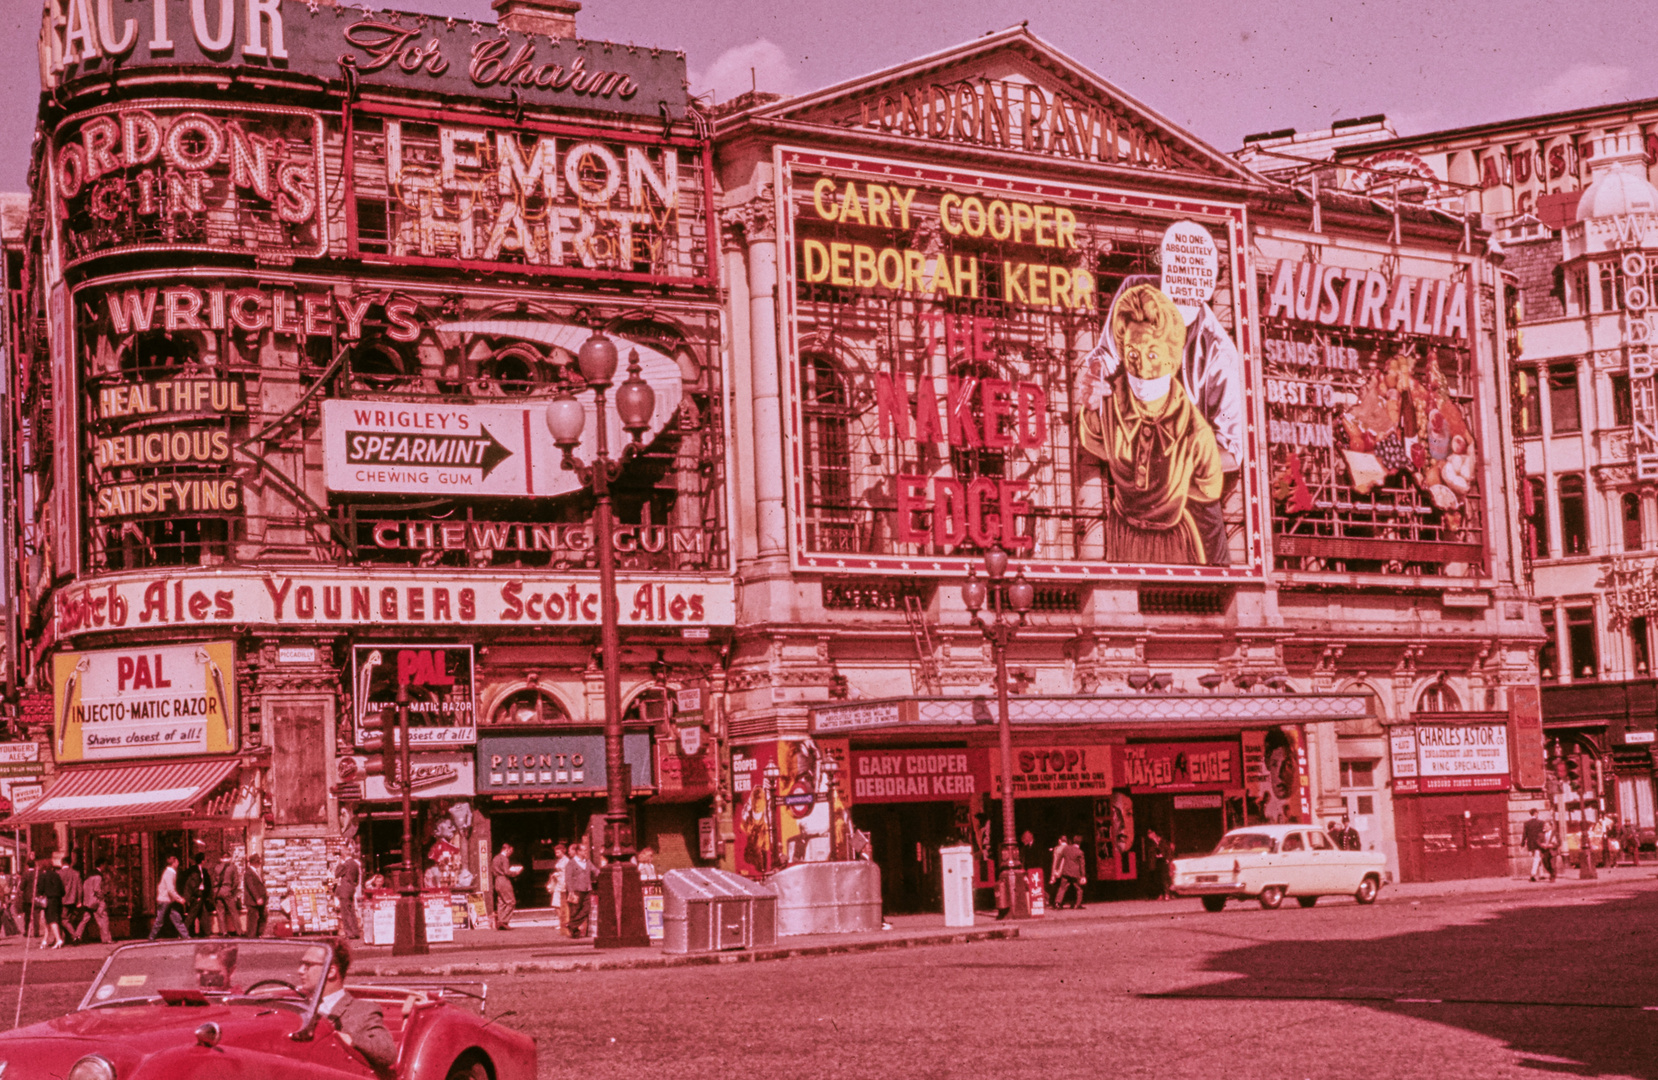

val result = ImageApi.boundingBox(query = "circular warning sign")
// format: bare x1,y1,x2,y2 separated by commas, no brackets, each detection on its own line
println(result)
1160,221,1219,325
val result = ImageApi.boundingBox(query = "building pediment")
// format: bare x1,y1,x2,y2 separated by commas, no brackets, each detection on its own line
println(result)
743,27,1257,185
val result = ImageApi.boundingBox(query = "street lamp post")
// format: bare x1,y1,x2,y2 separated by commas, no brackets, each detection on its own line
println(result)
961,546,1035,919
762,762,782,872
391,684,428,956
547,332,656,949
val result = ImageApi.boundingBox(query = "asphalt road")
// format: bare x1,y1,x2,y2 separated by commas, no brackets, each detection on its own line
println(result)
6,877,1658,1079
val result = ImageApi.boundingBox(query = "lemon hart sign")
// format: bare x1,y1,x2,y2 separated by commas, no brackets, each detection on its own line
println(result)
40,1,687,120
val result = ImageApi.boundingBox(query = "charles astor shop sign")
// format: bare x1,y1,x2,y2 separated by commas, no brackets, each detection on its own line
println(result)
40,0,687,119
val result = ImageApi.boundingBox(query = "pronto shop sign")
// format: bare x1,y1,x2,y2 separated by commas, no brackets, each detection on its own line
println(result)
51,641,238,763
777,148,1261,582
54,569,734,638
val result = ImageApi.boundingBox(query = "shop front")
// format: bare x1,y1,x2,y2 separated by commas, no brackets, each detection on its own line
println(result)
794,693,1363,910
1388,713,1515,882
10,756,256,937
474,731,656,918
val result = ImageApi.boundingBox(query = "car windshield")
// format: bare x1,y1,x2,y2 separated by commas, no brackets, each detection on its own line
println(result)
1214,833,1276,854
80,940,334,1011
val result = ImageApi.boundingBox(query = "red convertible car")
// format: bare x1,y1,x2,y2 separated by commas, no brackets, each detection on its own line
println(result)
0,939,536,1080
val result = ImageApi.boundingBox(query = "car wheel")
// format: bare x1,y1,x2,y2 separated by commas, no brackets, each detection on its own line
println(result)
446,1055,490,1080
1296,896,1318,908
1355,875,1380,905
1201,896,1226,913
1258,885,1285,910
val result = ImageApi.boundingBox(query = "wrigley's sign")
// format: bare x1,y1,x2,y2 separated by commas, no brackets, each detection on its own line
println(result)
40,0,686,119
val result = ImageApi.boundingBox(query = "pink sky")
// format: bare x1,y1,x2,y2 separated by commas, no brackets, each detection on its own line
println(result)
4,0,1652,189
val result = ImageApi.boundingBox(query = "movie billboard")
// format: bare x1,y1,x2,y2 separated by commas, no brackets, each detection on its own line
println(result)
777,148,1260,580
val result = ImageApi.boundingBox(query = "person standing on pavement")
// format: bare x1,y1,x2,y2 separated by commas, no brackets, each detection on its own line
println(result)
243,854,268,938
1523,809,1547,881
1339,817,1361,851
150,855,191,939
0,871,16,938
633,846,662,881
547,841,569,933
491,843,522,930
563,841,594,938
75,863,111,944
35,857,65,949
57,856,82,945
15,861,36,938
1052,837,1086,910
333,851,362,939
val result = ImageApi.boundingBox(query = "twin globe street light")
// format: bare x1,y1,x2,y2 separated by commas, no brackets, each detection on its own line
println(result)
961,546,1035,919
544,331,656,948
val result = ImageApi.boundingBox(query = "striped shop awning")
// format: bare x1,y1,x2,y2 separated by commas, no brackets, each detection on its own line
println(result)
7,758,241,826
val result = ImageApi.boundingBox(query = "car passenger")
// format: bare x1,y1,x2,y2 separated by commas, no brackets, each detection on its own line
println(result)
193,943,239,992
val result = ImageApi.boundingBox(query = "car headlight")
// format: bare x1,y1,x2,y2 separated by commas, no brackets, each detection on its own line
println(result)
67,1055,116,1080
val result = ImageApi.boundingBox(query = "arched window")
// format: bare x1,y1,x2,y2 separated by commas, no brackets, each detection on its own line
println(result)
489,688,572,725
801,353,855,551
1417,680,1461,712
1624,492,1644,552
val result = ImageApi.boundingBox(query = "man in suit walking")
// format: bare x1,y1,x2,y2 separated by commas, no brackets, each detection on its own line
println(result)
182,853,215,937
333,852,362,939
73,863,111,944
1523,808,1547,881
57,857,83,944
490,843,521,930
212,854,241,936
243,854,268,938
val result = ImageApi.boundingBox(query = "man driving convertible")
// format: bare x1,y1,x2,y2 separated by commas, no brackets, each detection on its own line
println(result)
298,938,398,1072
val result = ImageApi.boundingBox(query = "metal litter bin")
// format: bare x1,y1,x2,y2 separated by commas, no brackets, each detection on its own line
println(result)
770,860,882,936
661,869,777,954
939,846,975,927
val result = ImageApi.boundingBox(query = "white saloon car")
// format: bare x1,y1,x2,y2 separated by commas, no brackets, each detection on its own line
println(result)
1170,824,1387,911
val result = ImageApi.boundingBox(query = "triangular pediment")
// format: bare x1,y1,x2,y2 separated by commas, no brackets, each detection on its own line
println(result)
748,27,1258,185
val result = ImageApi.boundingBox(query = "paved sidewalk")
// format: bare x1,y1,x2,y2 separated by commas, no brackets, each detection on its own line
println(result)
3,865,1653,978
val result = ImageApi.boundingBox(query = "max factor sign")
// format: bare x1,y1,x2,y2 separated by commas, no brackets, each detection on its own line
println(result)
55,570,735,636
40,1,687,120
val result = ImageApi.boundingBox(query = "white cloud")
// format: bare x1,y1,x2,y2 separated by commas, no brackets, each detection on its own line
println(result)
691,40,801,104
1528,63,1634,115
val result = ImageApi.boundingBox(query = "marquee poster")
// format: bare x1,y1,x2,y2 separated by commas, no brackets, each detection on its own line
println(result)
775,147,1261,580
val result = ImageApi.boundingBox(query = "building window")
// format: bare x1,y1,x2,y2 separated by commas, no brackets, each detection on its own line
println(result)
1417,680,1461,712
1352,795,1376,815
1525,476,1550,558
1612,373,1634,428
1569,268,1590,316
489,689,573,725
1625,492,1644,552
1567,605,1599,679
1600,261,1623,312
1549,364,1581,434
1558,473,1587,555
1513,367,1541,436
1539,607,1559,681
800,353,857,552
1339,760,1376,787
1632,615,1652,676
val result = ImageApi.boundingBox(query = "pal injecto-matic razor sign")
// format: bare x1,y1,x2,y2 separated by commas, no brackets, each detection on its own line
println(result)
53,641,238,762
353,645,476,749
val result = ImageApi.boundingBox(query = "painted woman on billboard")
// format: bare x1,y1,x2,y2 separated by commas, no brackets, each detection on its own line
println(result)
1075,222,1244,566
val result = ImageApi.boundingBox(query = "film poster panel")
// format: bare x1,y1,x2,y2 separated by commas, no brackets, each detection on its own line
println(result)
731,737,851,876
